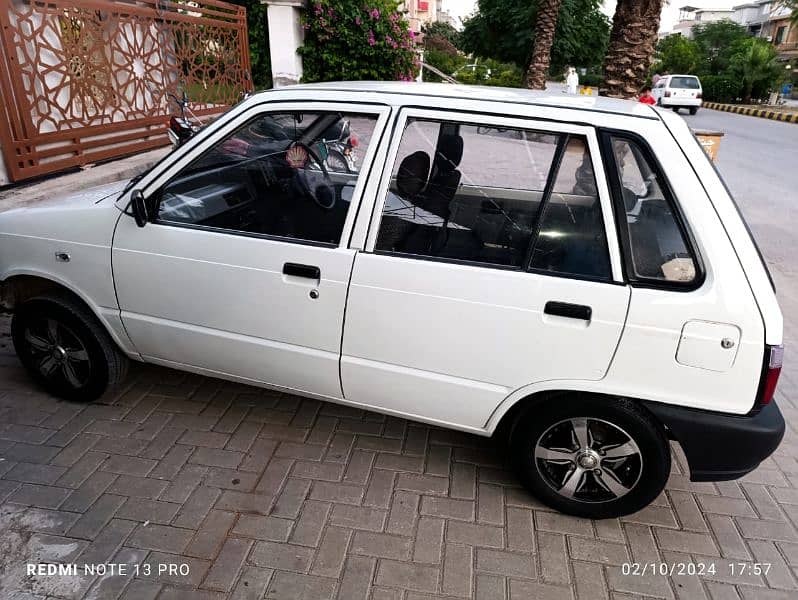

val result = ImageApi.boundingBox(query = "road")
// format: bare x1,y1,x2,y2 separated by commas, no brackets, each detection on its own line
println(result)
680,108,798,342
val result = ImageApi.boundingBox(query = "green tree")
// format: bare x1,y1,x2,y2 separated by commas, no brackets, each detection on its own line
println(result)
729,37,784,102
423,31,467,81
691,20,750,75
653,35,701,75
422,21,461,49
461,0,610,77
298,1,418,82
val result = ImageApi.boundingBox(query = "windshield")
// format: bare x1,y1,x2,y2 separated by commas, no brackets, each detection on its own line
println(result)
670,77,700,89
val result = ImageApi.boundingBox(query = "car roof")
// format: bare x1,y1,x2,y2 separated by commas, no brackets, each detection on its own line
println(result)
257,81,659,120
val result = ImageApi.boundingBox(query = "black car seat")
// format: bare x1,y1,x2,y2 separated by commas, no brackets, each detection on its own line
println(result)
419,134,464,220
376,151,431,253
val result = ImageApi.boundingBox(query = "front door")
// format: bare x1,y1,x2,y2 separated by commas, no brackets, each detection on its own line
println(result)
112,103,389,399
341,110,631,430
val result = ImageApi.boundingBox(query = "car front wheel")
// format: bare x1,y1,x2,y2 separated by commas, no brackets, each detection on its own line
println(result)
11,294,128,402
511,395,671,519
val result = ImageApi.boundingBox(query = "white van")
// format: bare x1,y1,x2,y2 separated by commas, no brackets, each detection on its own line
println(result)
0,83,783,519
653,74,703,114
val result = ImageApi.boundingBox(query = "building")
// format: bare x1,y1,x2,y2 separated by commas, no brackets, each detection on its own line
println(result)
733,1,798,61
399,0,440,35
663,5,735,38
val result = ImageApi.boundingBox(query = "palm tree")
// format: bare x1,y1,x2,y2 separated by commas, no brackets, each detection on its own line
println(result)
730,38,784,103
600,0,663,98
525,0,564,90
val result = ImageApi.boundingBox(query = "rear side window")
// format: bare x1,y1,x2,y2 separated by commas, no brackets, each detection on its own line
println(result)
608,136,698,285
669,77,700,89
374,117,611,280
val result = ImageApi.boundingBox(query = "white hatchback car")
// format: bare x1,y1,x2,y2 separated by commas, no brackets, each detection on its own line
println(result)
652,74,703,114
0,83,784,519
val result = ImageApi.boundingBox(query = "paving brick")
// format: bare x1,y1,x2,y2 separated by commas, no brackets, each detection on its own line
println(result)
85,419,139,437
140,551,211,587
292,460,345,481
56,450,109,488
116,497,180,524
141,427,185,460
443,543,473,597
190,447,244,469
250,540,315,571
749,540,798,590
128,522,195,554
736,518,798,543
476,574,507,600
68,493,125,539
0,423,55,444
204,467,259,491
573,561,607,600
396,472,449,495
363,468,395,509
310,481,364,505
93,436,149,456
4,461,66,484
311,526,352,578
7,482,71,508
216,489,274,515
269,477,311,518
265,571,336,600
107,475,168,500
568,537,630,566
478,483,504,526
375,452,424,473
232,513,292,542
226,421,262,453
185,509,237,558
254,457,292,494
538,532,568,583
508,580,574,600
330,504,386,531
78,518,137,564
413,516,445,564
537,511,594,537
101,454,156,477
446,521,504,548
506,507,535,553
2,442,60,463
173,486,221,530
352,531,412,560
706,514,752,559
387,490,420,536
698,493,757,517
202,537,253,592
290,500,331,547
425,444,452,477
337,555,375,600
229,566,274,600
375,560,439,593
654,528,720,556
149,444,194,480
421,496,475,521
161,465,208,504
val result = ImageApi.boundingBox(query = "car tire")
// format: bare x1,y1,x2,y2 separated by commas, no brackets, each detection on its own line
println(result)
11,294,128,402
672,107,680,113
690,107,698,115
510,394,671,519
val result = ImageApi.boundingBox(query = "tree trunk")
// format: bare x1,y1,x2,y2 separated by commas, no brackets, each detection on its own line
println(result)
525,0,564,90
600,0,663,98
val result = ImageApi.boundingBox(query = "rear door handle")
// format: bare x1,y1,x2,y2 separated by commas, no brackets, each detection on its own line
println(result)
283,263,320,280
544,301,592,321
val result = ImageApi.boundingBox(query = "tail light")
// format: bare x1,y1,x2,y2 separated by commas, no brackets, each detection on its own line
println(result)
664,90,671,98
758,345,784,406
697,92,702,99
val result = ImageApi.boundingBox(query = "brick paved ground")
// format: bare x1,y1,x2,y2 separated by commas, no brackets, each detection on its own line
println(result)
1,310,797,600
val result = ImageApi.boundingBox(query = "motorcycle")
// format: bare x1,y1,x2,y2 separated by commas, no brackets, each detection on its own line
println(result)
316,118,359,173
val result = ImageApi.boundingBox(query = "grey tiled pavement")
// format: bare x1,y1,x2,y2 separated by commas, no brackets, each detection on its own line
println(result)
1,312,797,600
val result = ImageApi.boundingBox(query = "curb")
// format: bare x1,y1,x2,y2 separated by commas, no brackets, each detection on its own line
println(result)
703,101,798,124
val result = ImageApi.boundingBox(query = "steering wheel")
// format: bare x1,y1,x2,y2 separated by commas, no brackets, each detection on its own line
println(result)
291,142,335,210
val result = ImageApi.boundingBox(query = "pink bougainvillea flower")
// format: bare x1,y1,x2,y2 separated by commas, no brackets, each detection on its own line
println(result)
355,16,362,25
370,8,380,19
367,30,376,46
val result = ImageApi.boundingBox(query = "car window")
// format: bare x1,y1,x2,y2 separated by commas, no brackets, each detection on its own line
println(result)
610,136,697,284
530,137,611,279
669,77,700,89
374,117,612,278
156,111,378,245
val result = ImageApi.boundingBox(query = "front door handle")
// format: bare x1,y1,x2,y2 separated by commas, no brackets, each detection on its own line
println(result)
283,263,320,280
544,301,592,321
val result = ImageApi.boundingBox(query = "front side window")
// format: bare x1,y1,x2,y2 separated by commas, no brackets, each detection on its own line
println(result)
374,117,611,279
610,136,697,284
156,111,378,245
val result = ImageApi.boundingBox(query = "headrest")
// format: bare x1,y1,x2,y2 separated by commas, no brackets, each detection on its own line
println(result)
434,134,464,174
396,151,430,198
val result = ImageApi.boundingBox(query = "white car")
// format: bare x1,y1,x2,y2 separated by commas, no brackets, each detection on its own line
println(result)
0,82,784,519
652,74,703,114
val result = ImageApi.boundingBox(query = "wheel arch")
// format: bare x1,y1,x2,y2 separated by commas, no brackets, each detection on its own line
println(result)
0,271,139,357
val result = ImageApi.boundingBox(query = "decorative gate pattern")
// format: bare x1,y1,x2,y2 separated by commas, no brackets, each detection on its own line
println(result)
0,0,252,182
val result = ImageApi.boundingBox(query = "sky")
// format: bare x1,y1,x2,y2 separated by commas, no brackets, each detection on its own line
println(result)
441,0,739,33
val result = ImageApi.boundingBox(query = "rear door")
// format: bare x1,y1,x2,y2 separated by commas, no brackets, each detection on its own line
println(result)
341,109,631,430
669,76,701,101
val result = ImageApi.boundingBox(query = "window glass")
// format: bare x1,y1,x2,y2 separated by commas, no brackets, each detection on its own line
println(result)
530,138,611,279
669,76,700,89
157,111,378,245
610,137,697,283
375,118,560,268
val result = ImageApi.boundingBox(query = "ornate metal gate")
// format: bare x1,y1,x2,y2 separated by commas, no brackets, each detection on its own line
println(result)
0,0,252,182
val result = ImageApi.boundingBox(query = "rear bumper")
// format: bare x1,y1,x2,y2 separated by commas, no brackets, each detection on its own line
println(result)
643,400,785,482
661,97,702,107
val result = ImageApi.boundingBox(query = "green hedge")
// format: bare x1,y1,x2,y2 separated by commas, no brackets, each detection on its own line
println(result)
700,75,741,103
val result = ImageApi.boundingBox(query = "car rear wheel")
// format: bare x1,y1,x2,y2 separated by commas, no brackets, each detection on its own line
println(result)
689,107,698,115
672,107,680,113
510,395,671,519
11,294,128,402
